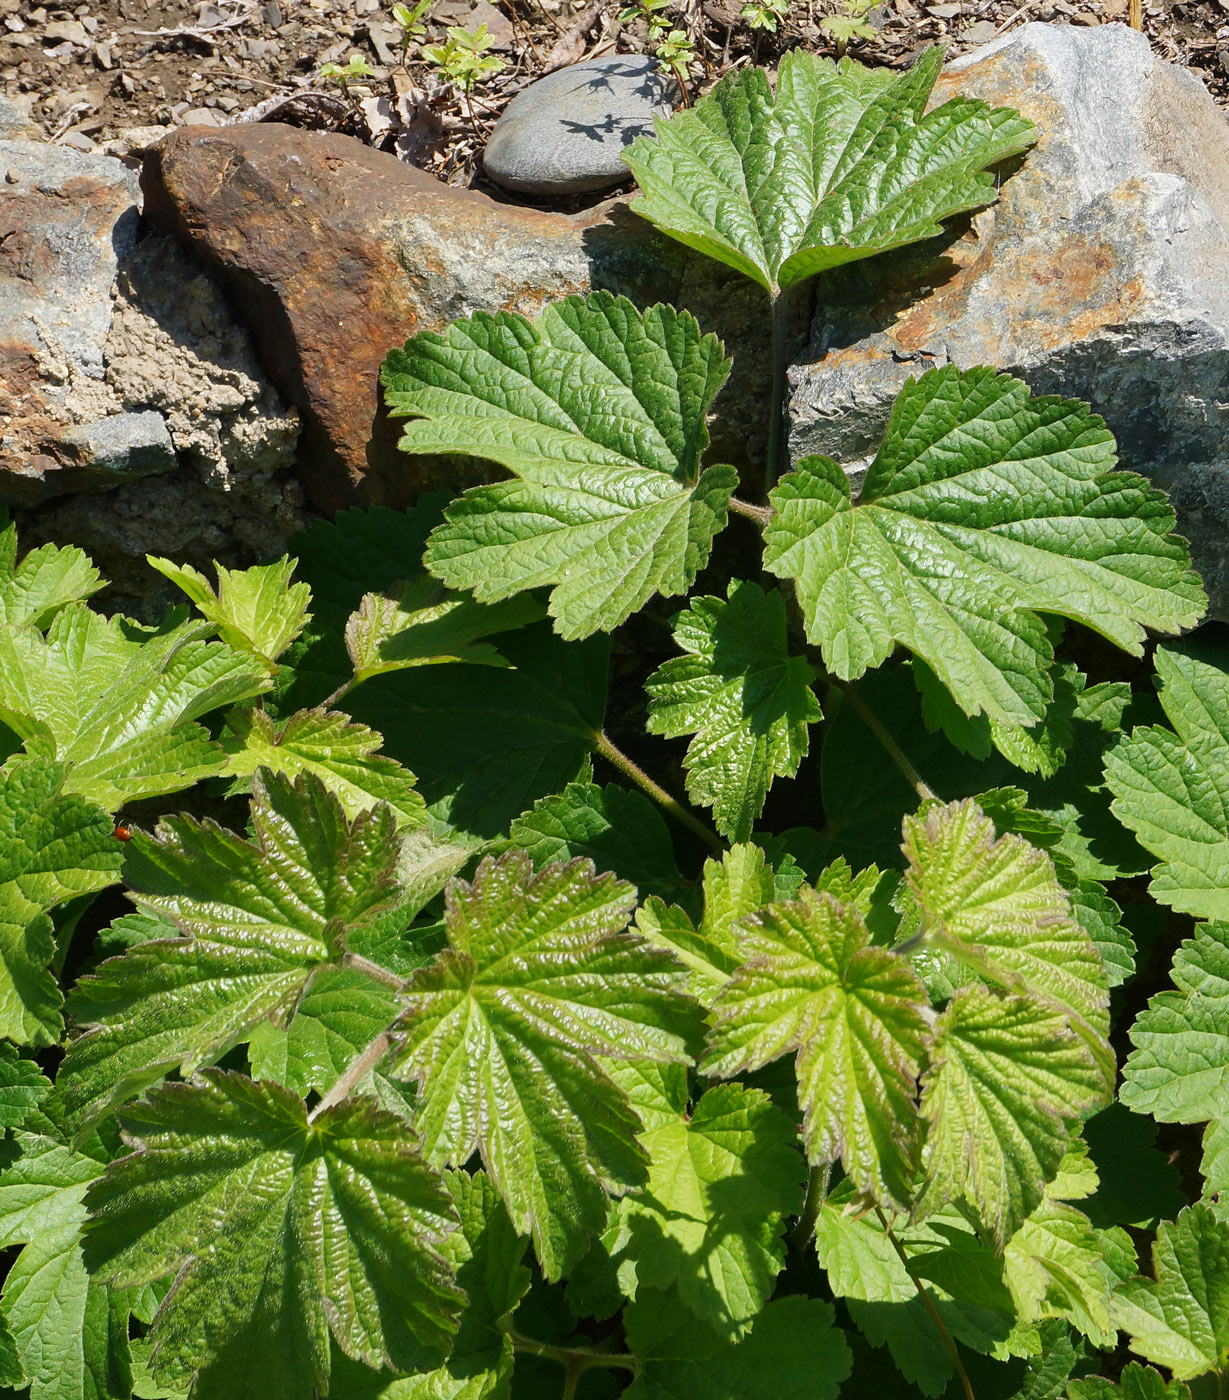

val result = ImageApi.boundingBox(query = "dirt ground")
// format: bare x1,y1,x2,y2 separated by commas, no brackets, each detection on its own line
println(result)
2,0,1227,193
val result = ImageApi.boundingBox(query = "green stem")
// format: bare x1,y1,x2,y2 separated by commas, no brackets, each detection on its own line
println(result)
503,1323,636,1375
561,1361,581,1400
762,285,794,501
790,1161,830,1251
594,729,724,852
321,676,357,710
876,1209,975,1400
728,495,774,525
823,671,937,804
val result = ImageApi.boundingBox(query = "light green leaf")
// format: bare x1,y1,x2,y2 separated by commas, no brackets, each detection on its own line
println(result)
384,294,737,639
703,886,931,1205
764,368,1204,728
622,48,1035,295
0,606,268,810
577,1081,805,1334
61,772,399,1129
147,556,311,670
345,576,544,681
221,705,426,829
509,779,685,903
916,983,1110,1245
903,799,1111,1048
636,843,774,1001
246,966,402,1097
1203,1118,1229,1206
625,1291,851,1400
1105,641,1229,920
0,523,101,630
84,1072,463,1400
646,580,820,841
0,1129,127,1400
1120,923,1229,1168
1068,1363,1192,1400
0,759,122,1046
1004,1199,1115,1347
391,850,695,1278
1112,1205,1229,1379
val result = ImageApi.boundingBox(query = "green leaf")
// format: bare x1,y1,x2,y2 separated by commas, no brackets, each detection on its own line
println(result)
1003,1198,1115,1347
703,885,931,1205
625,1291,851,1400
622,48,1035,295
1105,641,1229,920
352,626,608,841
646,581,820,841
916,984,1111,1245
220,706,426,829
384,294,737,639
246,966,402,1097
636,843,774,1001
0,1042,50,1128
331,1168,531,1400
61,772,399,1129
509,780,685,903
764,368,1204,728
0,759,122,1046
903,799,1111,1046
147,556,311,671
0,1129,128,1400
1113,1205,1229,1379
577,1081,805,1333
83,1072,463,1400
0,524,101,630
391,850,695,1278
0,606,268,810
1082,1105,1186,1231
345,576,544,680
1120,923,1229,1148
1068,1363,1192,1400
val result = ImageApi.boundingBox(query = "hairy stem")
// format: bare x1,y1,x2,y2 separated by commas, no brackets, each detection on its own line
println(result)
503,1323,637,1375
790,1161,830,1251
728,495,774,525
824,672,937,804
762,285,794,501
321,676,357,710
343,952,409,991
593,729,724,852
561,1361,582,1400
877,1209,976,1400
308,1031,392,1122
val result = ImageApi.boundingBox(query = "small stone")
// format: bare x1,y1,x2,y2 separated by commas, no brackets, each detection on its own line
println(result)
80,13,97,32
57,411,176,479
41,17,88,43
462,0,515,47
93,41,111,67
60,129,95,151
260,0,282,24
961,18,998,42
927,3,959,15
4,168,19,182
179,106,223,125
483,54,672,196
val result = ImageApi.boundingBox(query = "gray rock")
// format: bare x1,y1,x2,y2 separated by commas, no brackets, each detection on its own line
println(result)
484,55,673,196
57,410,176,478
0,95,38,140
787,23,1229,618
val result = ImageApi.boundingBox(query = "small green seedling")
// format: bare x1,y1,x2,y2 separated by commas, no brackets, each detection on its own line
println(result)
655,27,697,101
618,0,673,44
422,22,506,92
392,0,432,53
818,0,877,53
741,0,788,32
318,54,377,89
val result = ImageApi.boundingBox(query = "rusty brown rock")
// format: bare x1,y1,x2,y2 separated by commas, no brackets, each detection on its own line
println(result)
139,122,794,513
789,22,1229,617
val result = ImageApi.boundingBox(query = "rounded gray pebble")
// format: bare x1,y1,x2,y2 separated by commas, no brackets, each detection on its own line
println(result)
484,55,673,197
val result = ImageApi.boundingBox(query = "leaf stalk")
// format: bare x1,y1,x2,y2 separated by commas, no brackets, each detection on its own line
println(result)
728,495,775,525
876,1208,976,1400
502,1322,637,1375
790,1161,830,1251
593,729,724,852
307,1031,393,1122
822,670,937,804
